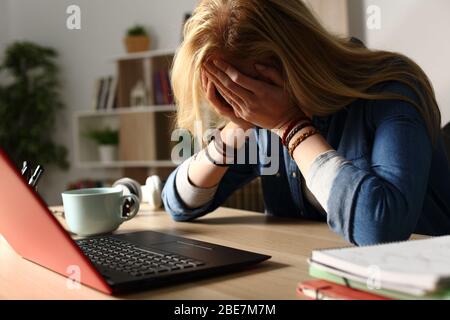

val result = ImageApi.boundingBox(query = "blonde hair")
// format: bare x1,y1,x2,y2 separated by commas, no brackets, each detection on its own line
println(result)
171,0,441,142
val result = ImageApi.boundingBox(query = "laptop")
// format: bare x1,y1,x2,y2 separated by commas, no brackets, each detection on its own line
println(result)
0,150,270,294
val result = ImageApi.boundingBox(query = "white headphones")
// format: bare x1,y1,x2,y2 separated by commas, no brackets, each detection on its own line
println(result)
112,176,163,211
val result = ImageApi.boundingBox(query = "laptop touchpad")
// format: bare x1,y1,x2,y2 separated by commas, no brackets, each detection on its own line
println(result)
155,241,214,258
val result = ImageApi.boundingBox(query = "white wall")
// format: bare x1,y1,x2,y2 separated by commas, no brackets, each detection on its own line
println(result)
2,0,198,205
363,0,450,126
305,0,349,36
0,1,10,63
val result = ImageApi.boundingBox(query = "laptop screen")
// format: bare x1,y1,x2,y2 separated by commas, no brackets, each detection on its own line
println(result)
0,149,111,294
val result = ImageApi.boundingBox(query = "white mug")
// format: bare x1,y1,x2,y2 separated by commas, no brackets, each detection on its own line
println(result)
61,187,140,236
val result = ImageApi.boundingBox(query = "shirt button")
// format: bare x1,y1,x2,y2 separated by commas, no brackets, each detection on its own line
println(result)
291,172,297,178
276,173,281,178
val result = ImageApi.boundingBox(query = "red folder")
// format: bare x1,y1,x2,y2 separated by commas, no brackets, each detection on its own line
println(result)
297,280,391,300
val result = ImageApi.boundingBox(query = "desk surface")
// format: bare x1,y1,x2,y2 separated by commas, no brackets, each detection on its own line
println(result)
0,205,351,300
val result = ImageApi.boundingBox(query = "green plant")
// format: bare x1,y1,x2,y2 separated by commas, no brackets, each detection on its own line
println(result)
85,127,119,145
126,25,148,37
0,41,68,169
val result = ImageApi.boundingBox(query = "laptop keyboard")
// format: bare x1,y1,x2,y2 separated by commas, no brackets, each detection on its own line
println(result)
76,237,205,278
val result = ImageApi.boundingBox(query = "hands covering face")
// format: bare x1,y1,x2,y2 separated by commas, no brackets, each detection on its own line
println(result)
201,59,304,132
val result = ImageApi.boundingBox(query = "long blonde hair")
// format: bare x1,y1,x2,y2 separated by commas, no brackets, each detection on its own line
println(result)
171,0,441,141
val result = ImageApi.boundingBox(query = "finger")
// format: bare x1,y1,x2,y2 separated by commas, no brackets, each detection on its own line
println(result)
215,84,246,119
212,81,247,120
213,59,263,92
206,80,235,118
254,64,284,86
204,69,245,114
210,77,249,120
205,69,244,105
205,61,253,99
215,86,246,119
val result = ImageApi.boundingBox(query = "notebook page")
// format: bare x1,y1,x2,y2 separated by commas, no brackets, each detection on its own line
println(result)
311,236,450,290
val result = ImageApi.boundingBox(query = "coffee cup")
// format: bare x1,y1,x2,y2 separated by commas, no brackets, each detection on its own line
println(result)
61,187,140,236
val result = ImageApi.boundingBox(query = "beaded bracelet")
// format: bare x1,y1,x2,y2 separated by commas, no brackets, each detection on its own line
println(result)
281,116,309,146
288,128,318,158
285,121,313,147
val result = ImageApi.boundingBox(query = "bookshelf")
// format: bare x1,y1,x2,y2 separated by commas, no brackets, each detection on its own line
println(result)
73,50,178,183
73,106,177,167
110,49,177,62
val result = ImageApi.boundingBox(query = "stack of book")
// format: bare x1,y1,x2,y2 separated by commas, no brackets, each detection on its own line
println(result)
152,69,173,105
93,76,117,110
299,236,450,300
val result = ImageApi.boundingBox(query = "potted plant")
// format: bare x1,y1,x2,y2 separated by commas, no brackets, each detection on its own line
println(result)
0,41,68,170
124,24,151,53
85,127,119,163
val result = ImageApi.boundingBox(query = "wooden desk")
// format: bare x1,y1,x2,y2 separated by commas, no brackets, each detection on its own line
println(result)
0,205,349,300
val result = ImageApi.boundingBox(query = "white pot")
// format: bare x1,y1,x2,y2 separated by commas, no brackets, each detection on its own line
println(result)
98,145,118,163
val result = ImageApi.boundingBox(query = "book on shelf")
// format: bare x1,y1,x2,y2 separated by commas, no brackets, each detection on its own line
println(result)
92,78,103,110
99,76,110,110
163,69,174,104
93,76,117,110
152,69,173,106
153,71,163,105
159,70,170,105
106,76,118,110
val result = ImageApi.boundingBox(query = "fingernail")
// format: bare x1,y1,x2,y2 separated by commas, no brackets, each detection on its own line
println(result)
255,64,266,71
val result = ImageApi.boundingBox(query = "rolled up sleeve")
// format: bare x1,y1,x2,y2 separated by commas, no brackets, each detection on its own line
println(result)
321,87,432,246
162,160,258,222
175,157,219,209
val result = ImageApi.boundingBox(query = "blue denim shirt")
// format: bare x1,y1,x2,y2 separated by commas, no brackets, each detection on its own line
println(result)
162,81,450,246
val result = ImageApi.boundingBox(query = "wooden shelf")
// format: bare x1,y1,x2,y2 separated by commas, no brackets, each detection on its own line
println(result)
74,107,177,170
75,105,176,118
111,48,176,62
75,160,177,169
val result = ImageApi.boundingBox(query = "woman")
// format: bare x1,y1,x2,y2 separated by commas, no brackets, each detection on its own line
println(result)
162,0,450,246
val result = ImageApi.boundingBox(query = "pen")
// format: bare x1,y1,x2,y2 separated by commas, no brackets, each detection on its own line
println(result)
21,161,30,179
28,165,45,188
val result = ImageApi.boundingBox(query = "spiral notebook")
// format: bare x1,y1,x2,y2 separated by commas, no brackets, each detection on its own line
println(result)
310,236,450,295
